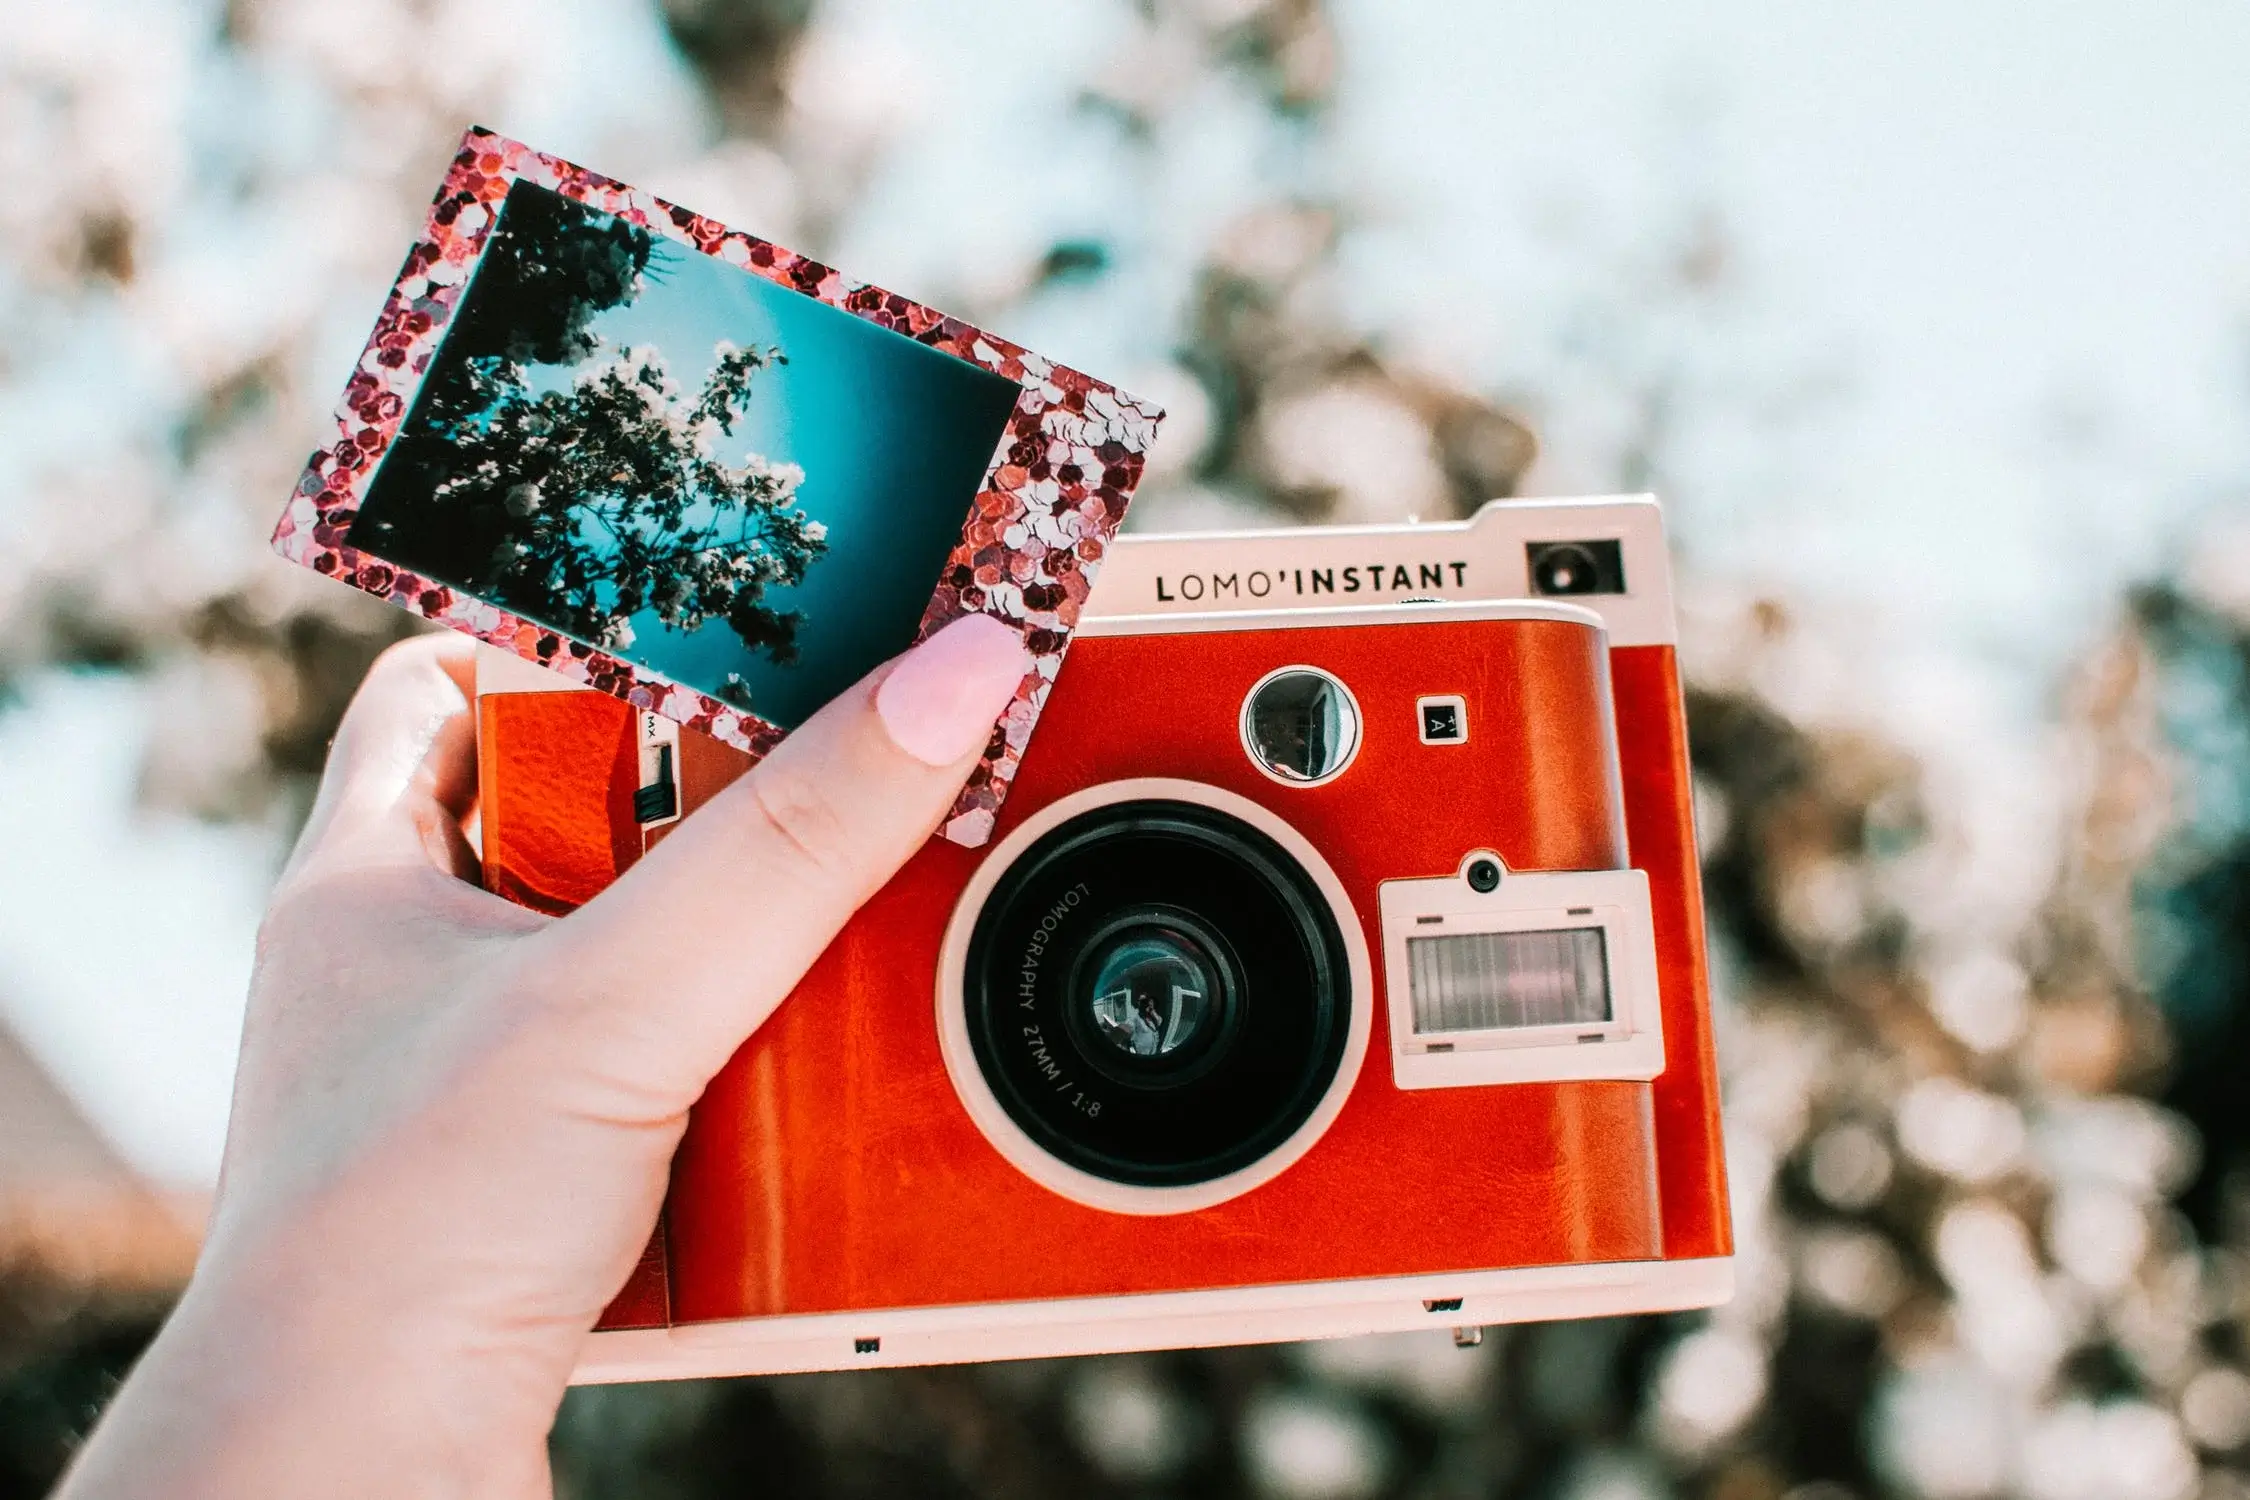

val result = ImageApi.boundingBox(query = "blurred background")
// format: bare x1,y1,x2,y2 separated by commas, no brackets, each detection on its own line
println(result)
5,0,2250,1495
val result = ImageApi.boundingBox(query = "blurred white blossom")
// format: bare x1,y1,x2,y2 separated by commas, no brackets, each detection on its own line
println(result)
1899,1078,2026,1184
1240,1390,1388,1500
1873,1355,2017,1499
1064,1362,1196,1482
2018,1400,2197,1500
1647,1326,1767,1458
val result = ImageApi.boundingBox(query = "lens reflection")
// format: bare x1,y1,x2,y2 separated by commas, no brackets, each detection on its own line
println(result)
1245,669,1360,783
1536,544,1595,593
1085,930,1216,1059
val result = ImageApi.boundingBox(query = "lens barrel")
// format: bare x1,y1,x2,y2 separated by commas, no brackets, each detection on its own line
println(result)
962,800,1355,1187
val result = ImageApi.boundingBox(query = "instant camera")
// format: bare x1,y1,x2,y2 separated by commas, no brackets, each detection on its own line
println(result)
474,494,1732,1382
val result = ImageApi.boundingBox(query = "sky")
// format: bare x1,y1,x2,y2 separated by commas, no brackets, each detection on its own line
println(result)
0,676,266,1186
832,0,2250,691
1330,1,2250,680
6,0,2250,1187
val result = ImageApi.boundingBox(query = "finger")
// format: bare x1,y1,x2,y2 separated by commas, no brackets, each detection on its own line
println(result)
284,631,483,882
544,612,1033,1081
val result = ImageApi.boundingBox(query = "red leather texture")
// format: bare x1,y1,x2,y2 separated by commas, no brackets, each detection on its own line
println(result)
601,1219,674,1329
478,616,1727,1329
476,695,643,914
1613,648,1732,1260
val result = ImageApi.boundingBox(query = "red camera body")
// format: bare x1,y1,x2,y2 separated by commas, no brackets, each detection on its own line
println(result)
475,497,1731,1381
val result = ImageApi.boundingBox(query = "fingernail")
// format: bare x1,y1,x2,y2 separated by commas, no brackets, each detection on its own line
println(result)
875,613,1035,766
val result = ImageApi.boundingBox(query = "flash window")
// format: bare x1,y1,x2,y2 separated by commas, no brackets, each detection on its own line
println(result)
1407,927,1611,1034
1376,861,1664,1090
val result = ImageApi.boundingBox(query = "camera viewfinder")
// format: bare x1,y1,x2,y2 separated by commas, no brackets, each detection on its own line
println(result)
1526,539,1625,596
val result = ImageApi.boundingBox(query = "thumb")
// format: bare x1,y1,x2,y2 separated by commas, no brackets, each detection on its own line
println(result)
534,612,1034,1093
281,631,481,884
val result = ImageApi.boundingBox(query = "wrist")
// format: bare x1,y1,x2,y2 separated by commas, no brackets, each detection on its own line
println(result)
60,1220,556,1500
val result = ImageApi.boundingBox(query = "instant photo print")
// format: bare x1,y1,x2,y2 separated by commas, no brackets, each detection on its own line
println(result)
473,494,1733,1382
273,128,1163,845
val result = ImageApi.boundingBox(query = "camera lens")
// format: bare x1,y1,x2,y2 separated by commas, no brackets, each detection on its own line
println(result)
1466,858,1502,893
1078,918,1224,1064
962,800,1354,1187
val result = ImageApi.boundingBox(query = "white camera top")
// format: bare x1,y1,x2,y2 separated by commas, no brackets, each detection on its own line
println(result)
1084,494,1677,645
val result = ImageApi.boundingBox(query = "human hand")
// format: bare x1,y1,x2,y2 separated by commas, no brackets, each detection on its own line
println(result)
58,612,1034,1499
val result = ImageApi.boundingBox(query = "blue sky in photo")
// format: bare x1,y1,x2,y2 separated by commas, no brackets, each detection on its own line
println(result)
522,214,1021,727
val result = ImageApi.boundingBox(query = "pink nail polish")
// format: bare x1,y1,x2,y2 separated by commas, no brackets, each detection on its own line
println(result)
875,614,1034,766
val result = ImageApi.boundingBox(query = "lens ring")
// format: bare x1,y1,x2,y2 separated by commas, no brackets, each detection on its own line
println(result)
936,778,1373,1216
961,799,1355,1188
1466,858,1502,893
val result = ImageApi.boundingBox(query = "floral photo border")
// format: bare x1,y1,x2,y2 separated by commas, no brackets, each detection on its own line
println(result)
272,127,1163,848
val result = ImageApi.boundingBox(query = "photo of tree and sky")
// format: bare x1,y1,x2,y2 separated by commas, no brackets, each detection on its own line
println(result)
351,180,1023,727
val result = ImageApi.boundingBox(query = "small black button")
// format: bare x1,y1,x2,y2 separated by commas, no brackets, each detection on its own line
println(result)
1417,696,1467,745
634,743,678,824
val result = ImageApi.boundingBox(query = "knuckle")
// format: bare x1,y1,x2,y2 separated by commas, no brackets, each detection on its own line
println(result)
359,631,467,705
366,632,442,683
742,761,861,890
